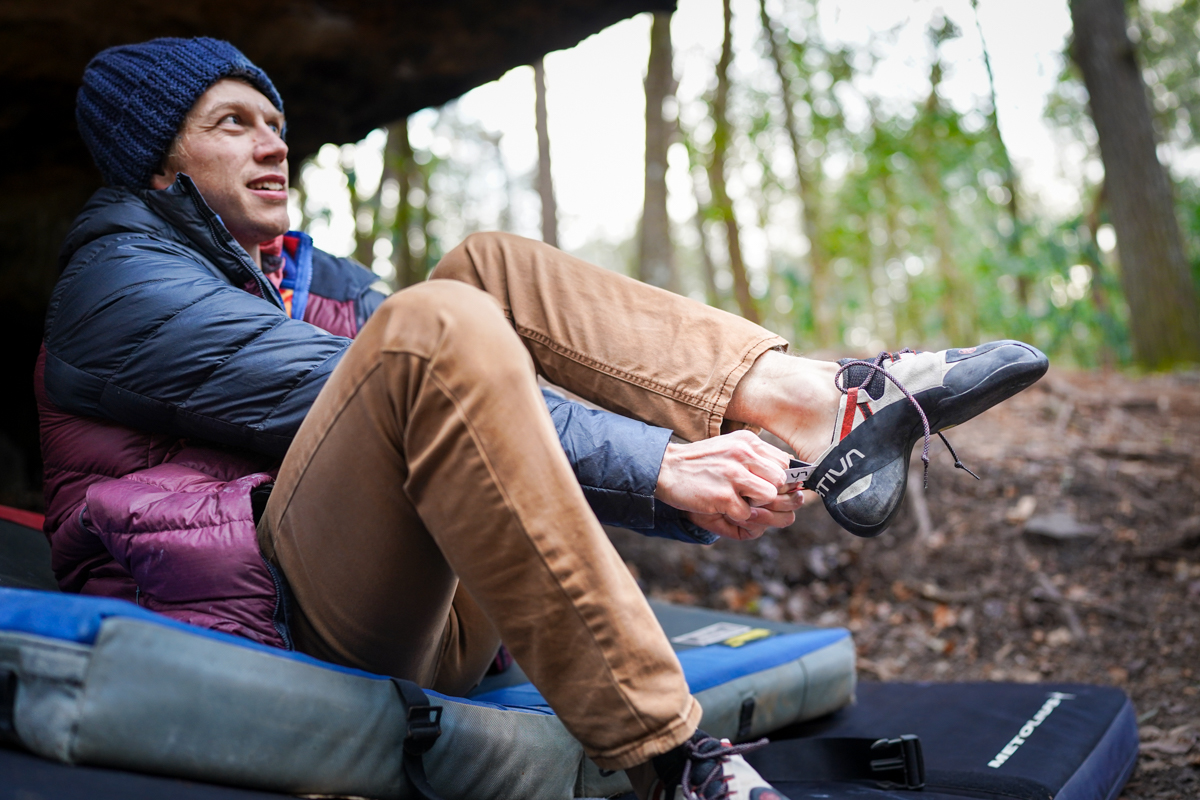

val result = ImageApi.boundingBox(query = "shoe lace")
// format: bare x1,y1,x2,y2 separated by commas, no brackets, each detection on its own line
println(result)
833,350,979,489
680,735,769,800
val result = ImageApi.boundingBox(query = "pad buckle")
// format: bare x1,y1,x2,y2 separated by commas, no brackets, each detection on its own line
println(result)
869,734,925,789
404,704,443,755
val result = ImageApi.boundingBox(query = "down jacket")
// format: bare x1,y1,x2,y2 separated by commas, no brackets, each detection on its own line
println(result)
39,175,712,649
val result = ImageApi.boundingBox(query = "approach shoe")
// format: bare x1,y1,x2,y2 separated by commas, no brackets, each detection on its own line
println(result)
649,732,788,800
798,340,1048,538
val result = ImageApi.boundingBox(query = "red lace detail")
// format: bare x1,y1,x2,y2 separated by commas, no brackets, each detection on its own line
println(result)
839,388,859,441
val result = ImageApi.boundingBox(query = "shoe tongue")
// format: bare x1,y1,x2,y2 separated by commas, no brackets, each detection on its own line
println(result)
651,736,693,789
837,357,888,401
653,733,726,799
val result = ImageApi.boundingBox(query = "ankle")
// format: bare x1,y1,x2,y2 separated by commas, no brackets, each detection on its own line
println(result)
627,730,697,800
726,351,840,462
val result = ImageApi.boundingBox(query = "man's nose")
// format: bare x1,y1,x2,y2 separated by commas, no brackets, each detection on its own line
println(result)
257,127,288,164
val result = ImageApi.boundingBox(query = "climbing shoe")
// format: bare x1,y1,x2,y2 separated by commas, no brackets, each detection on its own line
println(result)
793,341,1048,538
649,732,788,800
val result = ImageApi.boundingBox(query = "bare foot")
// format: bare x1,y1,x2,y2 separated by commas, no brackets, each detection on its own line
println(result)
724,350,841,464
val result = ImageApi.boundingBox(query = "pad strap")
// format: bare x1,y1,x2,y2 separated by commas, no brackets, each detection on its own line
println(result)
748,737,1057,798
746,734,926,790
391,678,446,800
0,667,18,747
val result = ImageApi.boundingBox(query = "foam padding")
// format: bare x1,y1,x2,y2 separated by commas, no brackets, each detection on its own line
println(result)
0,586,856,799
750,681,1138,800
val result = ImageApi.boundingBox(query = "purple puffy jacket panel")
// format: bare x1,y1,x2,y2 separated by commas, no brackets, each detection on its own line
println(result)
39,216,373,650
84,459,281,647
37,346,286,648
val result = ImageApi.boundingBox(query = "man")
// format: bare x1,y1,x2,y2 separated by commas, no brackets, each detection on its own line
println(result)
42,37,1046,799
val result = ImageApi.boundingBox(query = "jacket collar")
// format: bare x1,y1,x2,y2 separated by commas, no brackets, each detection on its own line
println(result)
140,174,283,311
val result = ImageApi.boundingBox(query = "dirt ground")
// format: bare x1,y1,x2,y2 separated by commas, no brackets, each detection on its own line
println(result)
609,367,1200,800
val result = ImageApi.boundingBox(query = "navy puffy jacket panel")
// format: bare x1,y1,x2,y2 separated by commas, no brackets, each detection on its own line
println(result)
44,177,347,458
44,177,709,541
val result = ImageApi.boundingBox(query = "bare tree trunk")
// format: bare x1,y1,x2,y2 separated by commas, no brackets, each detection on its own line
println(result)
970,0,1021,234
481,130,514,233
1070,0,1200,368
971,0,1037,336
759,0,831,345
383,120,418,288
709,0,759,323
678,115,722,307
926,178,969,343
916,75,973,343
534,58,559,249
694,204,720,307
1084,181,1118,368
417,161,433,277
348,164,376,267
638,11,678,291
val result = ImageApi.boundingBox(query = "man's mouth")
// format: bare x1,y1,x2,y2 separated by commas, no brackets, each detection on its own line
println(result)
248,179,286,191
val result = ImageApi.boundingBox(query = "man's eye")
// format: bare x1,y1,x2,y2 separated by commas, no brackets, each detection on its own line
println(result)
268,123,280,134
220,114,241,125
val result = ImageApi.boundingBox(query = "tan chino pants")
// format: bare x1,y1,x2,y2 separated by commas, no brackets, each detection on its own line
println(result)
258,232,787,770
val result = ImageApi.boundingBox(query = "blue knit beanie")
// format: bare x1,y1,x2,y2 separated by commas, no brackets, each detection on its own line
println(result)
76,37,284,189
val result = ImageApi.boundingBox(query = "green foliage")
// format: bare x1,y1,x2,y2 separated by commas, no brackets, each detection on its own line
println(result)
295,0,1199,369
714,0,1193,366
295,107,514,290
730,3,1134,364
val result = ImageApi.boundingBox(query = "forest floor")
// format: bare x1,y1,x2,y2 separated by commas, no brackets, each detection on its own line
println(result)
609,367,1200,800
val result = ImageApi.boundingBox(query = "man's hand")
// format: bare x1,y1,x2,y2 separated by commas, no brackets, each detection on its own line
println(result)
654,430,804,541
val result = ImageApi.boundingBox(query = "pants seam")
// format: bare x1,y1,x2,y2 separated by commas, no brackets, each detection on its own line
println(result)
514,324,722,413
423,364,671,744
270,360,384,527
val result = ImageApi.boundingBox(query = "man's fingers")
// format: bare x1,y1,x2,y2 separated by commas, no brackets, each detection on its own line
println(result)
733,474,780,513
723,491,753,522
736,438,791,487
722,513,768,540
714,516,764,541
686,508,786,541
655,433,807,522
749,438,793,470
745,506,795,529
743,459,788,491
687,512,747,540
763,489,805,512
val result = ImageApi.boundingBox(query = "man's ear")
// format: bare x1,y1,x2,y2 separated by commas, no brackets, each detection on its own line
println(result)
149,168,176,191
149,138,182,190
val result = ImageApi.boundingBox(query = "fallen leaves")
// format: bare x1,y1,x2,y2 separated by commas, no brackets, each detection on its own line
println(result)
1137,723,1200,775
609,368,1200,799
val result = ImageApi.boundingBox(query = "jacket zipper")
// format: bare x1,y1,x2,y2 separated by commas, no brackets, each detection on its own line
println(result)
178,178,284,312
262,554,294,651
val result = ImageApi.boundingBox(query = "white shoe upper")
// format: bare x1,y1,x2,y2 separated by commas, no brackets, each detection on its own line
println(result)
649,738,788,800
830,349,953,446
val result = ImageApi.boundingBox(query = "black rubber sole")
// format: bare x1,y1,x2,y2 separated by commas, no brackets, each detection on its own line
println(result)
927,341,1049,431
806,342,1048,538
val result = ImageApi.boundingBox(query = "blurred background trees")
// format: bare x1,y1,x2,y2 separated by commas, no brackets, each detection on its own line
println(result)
1068,0,1199,369
292,0,1200,370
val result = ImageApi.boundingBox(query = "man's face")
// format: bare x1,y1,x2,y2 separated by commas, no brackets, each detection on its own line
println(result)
151,78,289,252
